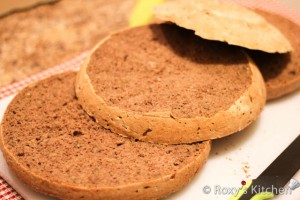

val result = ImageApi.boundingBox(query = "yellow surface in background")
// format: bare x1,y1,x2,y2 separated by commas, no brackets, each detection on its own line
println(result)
129,0,165,27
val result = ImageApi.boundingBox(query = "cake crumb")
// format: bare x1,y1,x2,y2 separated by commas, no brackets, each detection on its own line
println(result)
242,162,251,178
225,156,232,161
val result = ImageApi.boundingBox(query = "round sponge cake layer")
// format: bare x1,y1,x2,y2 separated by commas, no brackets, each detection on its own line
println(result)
76,23,266,144
0,72,210,200
88,24,251,118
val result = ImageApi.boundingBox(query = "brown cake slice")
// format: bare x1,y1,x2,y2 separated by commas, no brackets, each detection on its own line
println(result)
247,10,300,100
76,23,266,144
0,72,210,200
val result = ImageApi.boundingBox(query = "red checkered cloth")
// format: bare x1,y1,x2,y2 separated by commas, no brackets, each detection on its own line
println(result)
0,0,300,199
0,178,23,200
0,51,89,100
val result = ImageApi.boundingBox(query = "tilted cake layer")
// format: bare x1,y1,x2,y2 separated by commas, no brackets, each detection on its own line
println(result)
154,0,292,53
